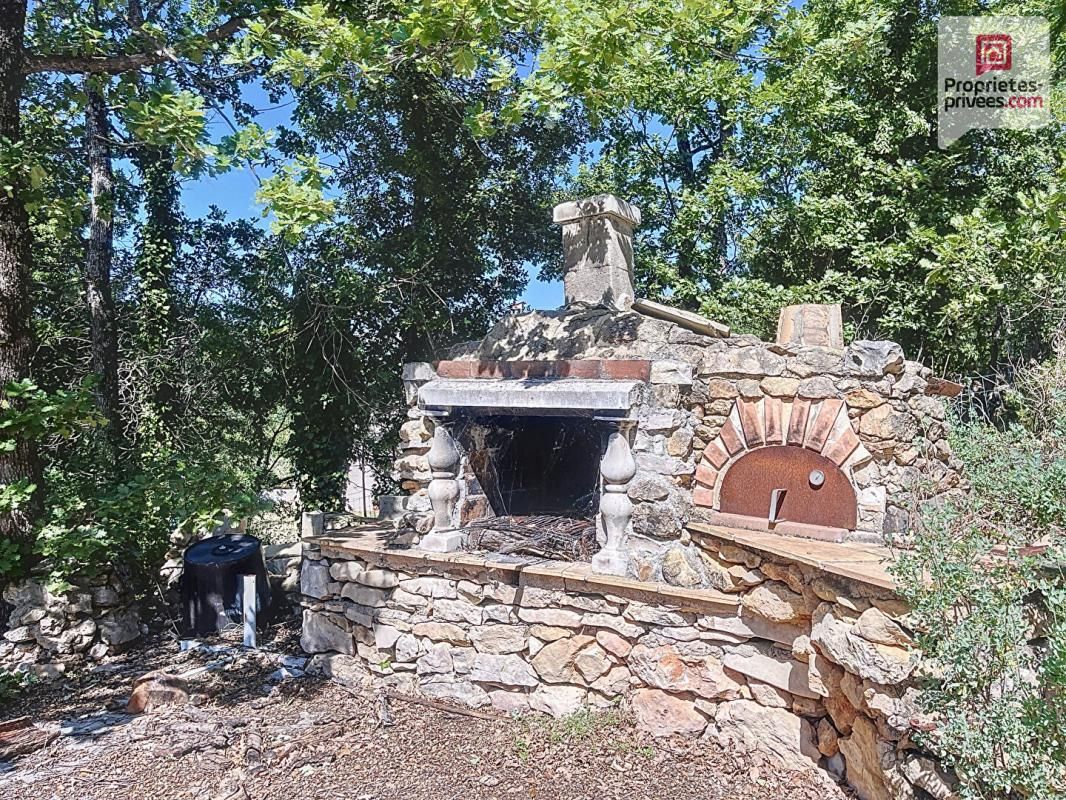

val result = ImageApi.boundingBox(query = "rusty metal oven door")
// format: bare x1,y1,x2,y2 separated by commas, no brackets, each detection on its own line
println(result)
716,445,857,539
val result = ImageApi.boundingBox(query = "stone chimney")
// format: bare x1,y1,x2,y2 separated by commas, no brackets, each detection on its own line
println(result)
553,194,641,311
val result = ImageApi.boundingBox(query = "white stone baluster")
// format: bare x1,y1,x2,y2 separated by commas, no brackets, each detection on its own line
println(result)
592,427,636,575
420,424,465,553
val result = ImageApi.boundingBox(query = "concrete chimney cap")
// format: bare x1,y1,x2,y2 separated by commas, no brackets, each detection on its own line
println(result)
552,194,641,228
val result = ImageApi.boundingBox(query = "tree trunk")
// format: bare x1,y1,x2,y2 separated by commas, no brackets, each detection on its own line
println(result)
675,127,697,282
133,144,181,436
84,81,124,447
0,0,42,541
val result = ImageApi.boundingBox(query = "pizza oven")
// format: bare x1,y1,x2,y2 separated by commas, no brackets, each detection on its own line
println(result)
389,194,958,582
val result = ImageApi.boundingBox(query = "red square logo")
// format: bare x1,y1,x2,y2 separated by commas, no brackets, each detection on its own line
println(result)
976,33,1012,75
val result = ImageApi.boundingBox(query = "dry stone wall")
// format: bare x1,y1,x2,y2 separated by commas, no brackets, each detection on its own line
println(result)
0,574,140,680
300,538,955,800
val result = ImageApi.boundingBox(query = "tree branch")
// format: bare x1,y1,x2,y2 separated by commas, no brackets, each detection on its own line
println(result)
23,15,248,75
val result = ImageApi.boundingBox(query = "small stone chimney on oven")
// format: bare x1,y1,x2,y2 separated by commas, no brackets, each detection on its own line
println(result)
553,194,641,311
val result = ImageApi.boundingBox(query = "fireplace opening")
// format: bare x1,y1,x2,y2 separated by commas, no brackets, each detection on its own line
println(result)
455,415,602,518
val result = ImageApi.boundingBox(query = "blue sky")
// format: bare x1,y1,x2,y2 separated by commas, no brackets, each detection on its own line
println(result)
181,82,565,310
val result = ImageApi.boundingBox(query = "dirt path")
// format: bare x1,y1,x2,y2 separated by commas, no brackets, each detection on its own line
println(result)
0,622,850,800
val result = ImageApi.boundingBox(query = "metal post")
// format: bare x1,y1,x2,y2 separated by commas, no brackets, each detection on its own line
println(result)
241,573,257,648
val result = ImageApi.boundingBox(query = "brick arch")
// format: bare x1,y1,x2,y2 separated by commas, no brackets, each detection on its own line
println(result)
693,397,871,513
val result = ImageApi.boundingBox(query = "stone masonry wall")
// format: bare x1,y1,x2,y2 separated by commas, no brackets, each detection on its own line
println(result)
395,308,959,582
1,574,140,680
300,538,956,800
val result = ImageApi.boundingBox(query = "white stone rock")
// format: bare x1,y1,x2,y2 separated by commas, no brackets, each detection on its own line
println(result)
845,341,905,378
394,633,421,663
483,582,517,604
853,607,913,648
420,675,491,708
529,625,572,642
412,621,469,644
741,582,808,624
416,642,454,674
354,569,400,589
456,580,483,602
656,626,700,642
374,624,403,650
2,626,33,644
579,612,643,639
596,630,632,658
650,359,695,386
810,605,915,685
712,700,820,772
470,625,528,655
400,577,458,599
630,688,708,737
433,598,485,626
591,665,632,696
561,594,621,614
470,653,539,688
721,643,818,699
747,680,791,708
481,604,518,624
329,561,364,582
340,583,388,608
628,644,742,700
517,607,582,627
623,602,689,626
901,754,959,800
837,715,896,800
530,635,595,683
420,378,643,414
717,545,762,569
98,608,140,646
529,684,587,718
574,644,612,683
300,561,331,599
391,588,429,610
489,689,531,714
301,610,354,655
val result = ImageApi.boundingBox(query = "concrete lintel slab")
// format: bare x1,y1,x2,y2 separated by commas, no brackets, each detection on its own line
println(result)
418,378,642,414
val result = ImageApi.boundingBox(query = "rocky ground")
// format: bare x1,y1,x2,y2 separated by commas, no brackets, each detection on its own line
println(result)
0,620,850,800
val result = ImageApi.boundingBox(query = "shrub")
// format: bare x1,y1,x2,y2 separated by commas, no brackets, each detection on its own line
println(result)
0,380,264,592
894,342,1066,799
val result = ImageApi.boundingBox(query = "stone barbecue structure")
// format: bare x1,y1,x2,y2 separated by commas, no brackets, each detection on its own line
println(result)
300,195,963,800
391,193,960,581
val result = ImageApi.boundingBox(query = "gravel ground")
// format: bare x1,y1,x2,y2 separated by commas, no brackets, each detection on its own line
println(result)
0,621,850,800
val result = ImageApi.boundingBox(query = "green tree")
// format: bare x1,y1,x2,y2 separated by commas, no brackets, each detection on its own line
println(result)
275,65,580,505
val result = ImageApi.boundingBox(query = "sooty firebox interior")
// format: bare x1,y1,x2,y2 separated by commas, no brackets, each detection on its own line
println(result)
456,416,602,518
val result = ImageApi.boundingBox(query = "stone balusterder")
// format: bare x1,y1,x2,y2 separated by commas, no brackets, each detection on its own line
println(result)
420,422,465,553
592,423,637,575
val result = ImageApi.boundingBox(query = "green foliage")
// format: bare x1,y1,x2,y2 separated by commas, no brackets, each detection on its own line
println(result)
37,451,263,592
255,156,335,242
0,669,31,703
547,0,1066,377
123,87,209,172
0,538,21,578
273,63,579,505
0,379,102,450
698,273,866,342
893,343,1066,799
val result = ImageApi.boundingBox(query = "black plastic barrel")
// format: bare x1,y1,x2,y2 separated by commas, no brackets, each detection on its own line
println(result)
181,533,272,635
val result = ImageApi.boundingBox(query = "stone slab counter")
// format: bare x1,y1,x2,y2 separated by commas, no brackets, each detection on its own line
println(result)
300,526,956,800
